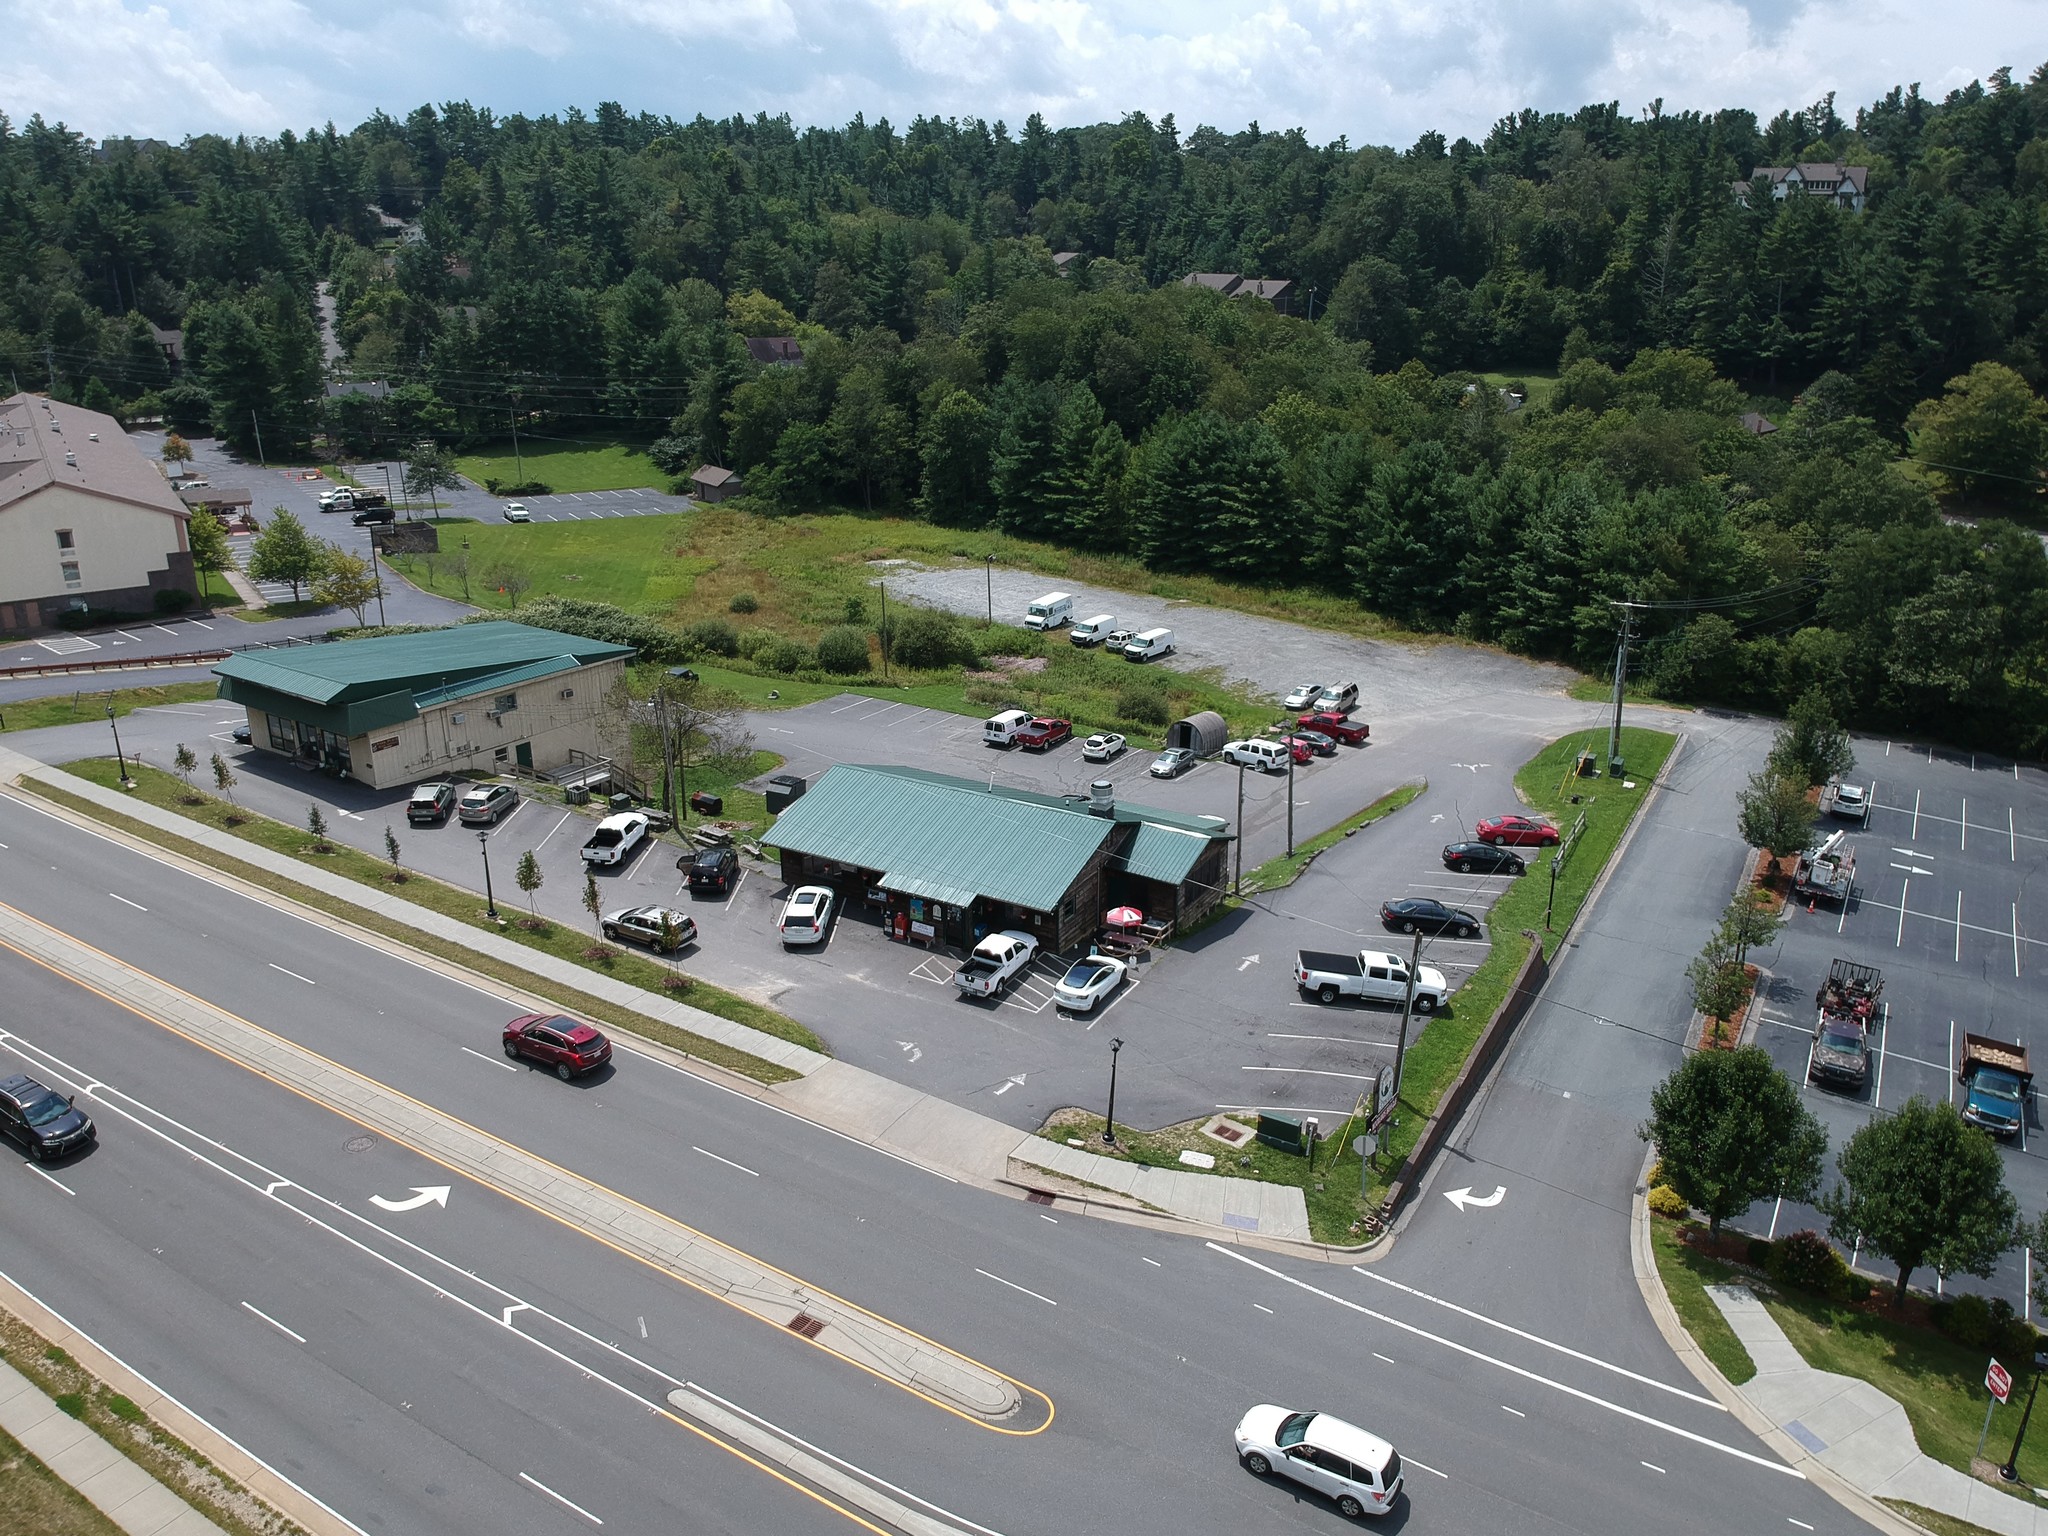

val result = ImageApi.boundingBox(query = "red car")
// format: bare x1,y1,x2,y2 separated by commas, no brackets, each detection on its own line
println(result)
1274,734,1316,764
1474,813,1559,848
1015,717,1072,752
1297,712,1369,745
503,1013,612,1080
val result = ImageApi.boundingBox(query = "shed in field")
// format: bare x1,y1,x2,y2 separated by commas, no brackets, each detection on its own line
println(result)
1166,711,1228,757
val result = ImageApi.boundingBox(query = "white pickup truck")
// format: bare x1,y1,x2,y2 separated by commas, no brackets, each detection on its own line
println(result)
1295,948,1450,1011
580,811,650,866
955,930,1039,998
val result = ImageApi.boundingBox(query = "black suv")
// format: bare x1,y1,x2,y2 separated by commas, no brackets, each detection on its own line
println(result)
683,844,741,894
350,505,396,526
0,1074,96,1161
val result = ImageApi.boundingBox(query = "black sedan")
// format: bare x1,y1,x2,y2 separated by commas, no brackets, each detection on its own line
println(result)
1441,841,1526,876
1380,897,1480,938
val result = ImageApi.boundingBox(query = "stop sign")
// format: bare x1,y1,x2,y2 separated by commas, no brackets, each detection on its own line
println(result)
1988,1358,2013,1404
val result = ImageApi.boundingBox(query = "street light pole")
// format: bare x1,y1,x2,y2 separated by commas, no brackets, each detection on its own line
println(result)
2000,1357,2046,1482
1391,929,1423,1104
984,555,994,628
1286,739,1295,858
1233,761,1246,893
1102,1037,1124,1145
478,829,499,919
105,701,132,785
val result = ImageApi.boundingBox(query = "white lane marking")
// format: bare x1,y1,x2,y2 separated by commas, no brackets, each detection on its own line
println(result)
1502,1405,1526,1417
1642,1461,1666,1473
1912,789,1921,839
975,1267,1056,1306
1956,893,1963,964
1789,1521,1815,1531
461,1046,517,1071
268,963,316,985
1209,1246,1802,1477
1242,1065,1378,1082
110,893,147,911
692,1145,759,1177
1373,1351,1396,1364
2013,807,2019,862
1142,1257,1162,1268
1268,1033,1379,1044
24,1164,73,1194
240,1301,306,1343
1404,1454,1448,1478
2017,907,2025,979
188,618,215,629
519,1472,603,1525
1039,1213,1058,1224
1896,878,1908,947
1961,798,1967,851
369,1185,450,1212
1355,1272,1724,1408
534,810,574,852
1253,1303,1275,1313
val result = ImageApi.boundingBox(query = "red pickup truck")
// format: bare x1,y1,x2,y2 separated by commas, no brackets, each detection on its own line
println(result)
1297,711,1369,745
1015,717,1073,752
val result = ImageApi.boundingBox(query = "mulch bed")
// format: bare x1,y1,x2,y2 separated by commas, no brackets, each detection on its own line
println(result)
1673,1221,1937,1329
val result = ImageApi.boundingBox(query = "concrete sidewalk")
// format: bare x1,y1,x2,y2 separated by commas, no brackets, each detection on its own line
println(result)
0,1356,227,1535
0,747,1307,1241
1709,1284,2048,1535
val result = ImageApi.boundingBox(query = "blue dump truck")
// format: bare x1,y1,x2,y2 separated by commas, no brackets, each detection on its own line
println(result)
1958,1033,2033,1139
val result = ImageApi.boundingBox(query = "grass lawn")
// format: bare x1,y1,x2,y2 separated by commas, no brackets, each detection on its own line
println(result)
41,760,819,1076
0,1426,127,1536
1648,1216,1757,1384
1765,1289,2048,1495
1479,368,1560,409
0,681,219,734
389,514,701,614
1565,674,1685,707
455,438,672,494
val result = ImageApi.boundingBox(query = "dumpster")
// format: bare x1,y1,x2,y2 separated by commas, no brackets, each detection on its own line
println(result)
765,774,808,814
608,792,633,813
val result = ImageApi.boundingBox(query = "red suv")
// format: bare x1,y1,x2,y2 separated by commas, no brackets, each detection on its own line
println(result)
1474,813,1559,847
502,1014,612,1080
1297,712,1368,745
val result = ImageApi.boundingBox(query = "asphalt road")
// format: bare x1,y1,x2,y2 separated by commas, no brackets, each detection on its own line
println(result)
0,785,1865,1536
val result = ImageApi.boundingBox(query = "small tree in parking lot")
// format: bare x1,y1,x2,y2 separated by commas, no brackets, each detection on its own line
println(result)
1717,886,1784,970
306,803,331,852
173,743,197,788
210,751,238,806
1685,932,1751,1024
515,850,543,918
1641,1046,1826,1237
1736,768,1815,876
383,825,405,881
582,870,603,940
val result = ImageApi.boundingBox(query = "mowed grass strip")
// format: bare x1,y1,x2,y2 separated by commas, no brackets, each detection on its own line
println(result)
0,681,221,734
455,438,672,493
34,762,818,1074
0,1425,128,1536
1648,1215,1757,1384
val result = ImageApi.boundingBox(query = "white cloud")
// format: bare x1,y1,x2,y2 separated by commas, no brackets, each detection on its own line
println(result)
2,0,2042,148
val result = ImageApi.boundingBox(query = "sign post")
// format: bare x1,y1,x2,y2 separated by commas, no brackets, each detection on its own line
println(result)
1978,1357,2013,1460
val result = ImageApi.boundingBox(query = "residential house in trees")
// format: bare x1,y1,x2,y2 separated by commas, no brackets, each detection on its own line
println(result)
1179,271,1294,314
1731,163,1870,212
743,337,804,366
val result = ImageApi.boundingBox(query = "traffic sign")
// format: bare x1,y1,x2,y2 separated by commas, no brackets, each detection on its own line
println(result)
1988,1358,2013,1404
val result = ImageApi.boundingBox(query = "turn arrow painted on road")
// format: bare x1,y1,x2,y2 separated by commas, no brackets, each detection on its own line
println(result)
369,1185,451,1212
1443,1185,1506,1212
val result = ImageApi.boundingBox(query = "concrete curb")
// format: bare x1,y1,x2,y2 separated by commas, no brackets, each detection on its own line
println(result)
0,1267,360,1536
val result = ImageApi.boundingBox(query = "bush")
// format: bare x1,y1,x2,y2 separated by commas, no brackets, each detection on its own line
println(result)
728,592,759,614
482,478,553,497
816,625,871,674
736,627,778,660
885,608,971,670
1115,678,1171,726
762,639,812,674
1936,1293,1994,1348
688,617,740,657
154,588,194,613
1646,1185,1691,1219
1745,1237,1774,1269
488,598,690,663
1767,1230,1853,1299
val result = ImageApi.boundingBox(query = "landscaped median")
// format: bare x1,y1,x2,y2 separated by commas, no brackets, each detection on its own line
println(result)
1031,725,1677,1245
22,760,817,1084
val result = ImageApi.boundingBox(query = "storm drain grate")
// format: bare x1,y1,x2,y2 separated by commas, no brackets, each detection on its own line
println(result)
786,1313,825,1339
1026,1191,1055,1206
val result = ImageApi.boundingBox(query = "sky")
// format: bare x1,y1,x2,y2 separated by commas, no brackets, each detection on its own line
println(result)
4,0,2045,150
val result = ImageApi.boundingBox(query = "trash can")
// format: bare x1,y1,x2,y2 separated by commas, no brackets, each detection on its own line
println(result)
608,792,633,813
689,791,723,816
565,786,589,805
765,774,807,813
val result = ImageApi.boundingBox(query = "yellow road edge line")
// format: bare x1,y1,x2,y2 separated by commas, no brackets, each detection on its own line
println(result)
0,903,1055,1438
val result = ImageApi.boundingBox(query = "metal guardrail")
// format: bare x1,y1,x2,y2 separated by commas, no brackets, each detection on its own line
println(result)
0,649,231,680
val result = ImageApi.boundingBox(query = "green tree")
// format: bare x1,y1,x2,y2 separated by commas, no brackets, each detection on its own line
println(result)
210,751,237,805
1736,769,1816,874
404,440,462,515
161,433,193,468
1821,1097,2018,1306
583,870,604,940
1685,933,1752,1022
173,742,198,788
1717,886,1785,970
192,298,274,457
247,510,322,601
312,548,381,625
726,289,798,336
515,849,543,917
1640,1047,1827,1236
917,389,995,527
816,625,870,674
383,825,403,877
185,508,233,602
306,803,330,850
1767,688,1856,787
1906,361,2048,502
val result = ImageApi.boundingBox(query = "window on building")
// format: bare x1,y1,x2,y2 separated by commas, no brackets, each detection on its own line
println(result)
493,693,519,714
55,529,75,550
60,560,82,586
267,716,293,752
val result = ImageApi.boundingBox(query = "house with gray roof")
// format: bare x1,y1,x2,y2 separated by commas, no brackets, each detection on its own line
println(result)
764,763,1232,953
213,621,636,788
1180,271,1294,313
0,392,194,634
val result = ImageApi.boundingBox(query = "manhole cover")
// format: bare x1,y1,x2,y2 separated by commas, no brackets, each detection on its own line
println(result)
344,1135,378,1154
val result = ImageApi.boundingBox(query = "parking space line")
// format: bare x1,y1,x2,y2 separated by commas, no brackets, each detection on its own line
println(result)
2013,807,2019,862
1896,878,1908,947
1949,1022,1956,1105
1956,893,1963,964
1961,798,1967,851
2017,906,2025,979
1912,789,1921,840
534,811,574,852
1242,1066,1377,1082
1875,1004,1889,1107
622,839,658,882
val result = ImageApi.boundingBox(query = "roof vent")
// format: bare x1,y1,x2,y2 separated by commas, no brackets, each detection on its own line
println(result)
64,451,77,466
88,432,99,441
1090,779,1114,816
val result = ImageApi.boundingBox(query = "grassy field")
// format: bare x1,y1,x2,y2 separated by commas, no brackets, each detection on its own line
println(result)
391,514,702,614
1648,1216,1757,1384
1479,369,1560,409
455,438,671,494
46,760,818,1073
0,681,218,734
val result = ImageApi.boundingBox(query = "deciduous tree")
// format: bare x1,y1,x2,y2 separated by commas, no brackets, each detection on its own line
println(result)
1767,688,1856,787
312,548,381,625
1641,1047,1826,1236
1906,361,2048,502
1736,769,1816,874
247,509,322,600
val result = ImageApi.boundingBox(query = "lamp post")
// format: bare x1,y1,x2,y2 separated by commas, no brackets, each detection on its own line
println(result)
105,701,132,786
478,828,499,919
1102,1037,1124,1146
984,554,995,627
1999,1353,2048,1482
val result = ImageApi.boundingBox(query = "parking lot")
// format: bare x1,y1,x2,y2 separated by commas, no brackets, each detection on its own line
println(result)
1740,741,2048,1312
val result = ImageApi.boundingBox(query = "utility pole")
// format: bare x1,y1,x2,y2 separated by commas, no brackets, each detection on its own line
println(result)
370,537,386,627
1233,761,1246,894
509,404,523,483
251,410,267,468
879,578,890,682
1391,930,1424,1102
1286,739,1296,858
1607,601,1638,775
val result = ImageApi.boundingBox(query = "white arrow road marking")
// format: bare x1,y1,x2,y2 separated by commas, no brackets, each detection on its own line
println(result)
897,1040,922,1063
369,1185,451,1212
1429,813,1445,823
1238,955,1260,971
1890,863,1933,876
1444,1185,1506,1212
992,1074,1026,1096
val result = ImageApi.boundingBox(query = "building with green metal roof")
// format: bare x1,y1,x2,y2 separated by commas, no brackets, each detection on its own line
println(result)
213,622,635,789
765,763,1232,954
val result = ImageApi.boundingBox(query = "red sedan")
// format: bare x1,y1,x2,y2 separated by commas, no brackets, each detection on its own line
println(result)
1474,813,1559,848
1274,734,1316,764
1297,712,1369,745
503,1013,613,1080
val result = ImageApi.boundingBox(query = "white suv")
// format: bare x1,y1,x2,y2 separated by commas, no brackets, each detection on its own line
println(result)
1222,739,1288,772
778,886,835,946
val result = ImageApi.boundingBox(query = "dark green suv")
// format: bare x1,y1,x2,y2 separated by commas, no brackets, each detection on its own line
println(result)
0,1074,96,1161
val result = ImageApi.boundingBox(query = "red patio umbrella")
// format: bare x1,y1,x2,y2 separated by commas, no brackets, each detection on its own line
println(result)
1105,906,1144,929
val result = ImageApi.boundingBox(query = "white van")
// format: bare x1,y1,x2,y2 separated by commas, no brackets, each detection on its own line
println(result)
1122,627,1175,661
1024,593,1074,630
1315,682,1360,715
1223,739,1289,772
984,709,1031,747
1069,614,1115,647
